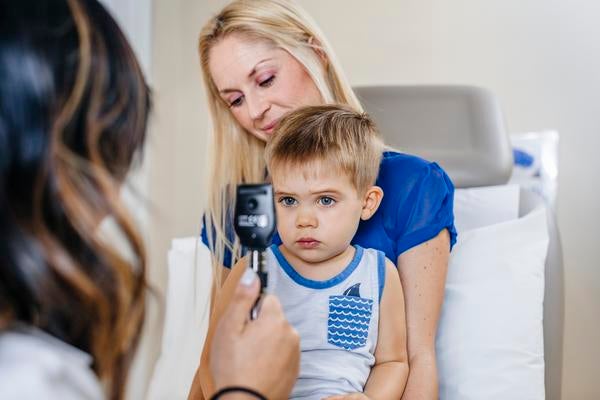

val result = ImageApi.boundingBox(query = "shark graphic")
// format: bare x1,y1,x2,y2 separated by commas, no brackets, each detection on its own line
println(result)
343,283,361,297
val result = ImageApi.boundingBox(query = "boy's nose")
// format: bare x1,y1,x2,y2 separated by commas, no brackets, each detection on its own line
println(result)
296,208,318,228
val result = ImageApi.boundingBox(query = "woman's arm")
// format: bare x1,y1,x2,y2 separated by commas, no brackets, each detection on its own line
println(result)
397,229,450,400
219,266,231,284
209,266,233,316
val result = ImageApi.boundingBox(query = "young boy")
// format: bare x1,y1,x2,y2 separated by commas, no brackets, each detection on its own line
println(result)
200,105,408,400
261,104,408,399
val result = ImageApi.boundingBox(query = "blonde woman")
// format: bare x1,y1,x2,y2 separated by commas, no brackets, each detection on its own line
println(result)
195,0,456,399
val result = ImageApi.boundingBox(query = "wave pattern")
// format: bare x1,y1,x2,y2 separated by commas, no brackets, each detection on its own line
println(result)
327,295,373,350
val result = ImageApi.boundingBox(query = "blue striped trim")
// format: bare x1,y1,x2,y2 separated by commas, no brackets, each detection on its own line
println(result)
270,245,364,289
377,250,386,304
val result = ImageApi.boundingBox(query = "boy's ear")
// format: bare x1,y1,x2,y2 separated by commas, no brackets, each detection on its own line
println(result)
360,186,384,221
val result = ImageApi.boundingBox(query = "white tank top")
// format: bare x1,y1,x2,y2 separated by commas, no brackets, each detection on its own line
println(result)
267,245,386,399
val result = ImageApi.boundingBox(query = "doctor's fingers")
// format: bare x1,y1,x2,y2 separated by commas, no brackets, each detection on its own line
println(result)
247,294,301,395
250,294,300,350
219,268,261,335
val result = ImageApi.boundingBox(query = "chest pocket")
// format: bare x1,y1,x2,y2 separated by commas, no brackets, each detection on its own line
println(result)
327,295,373,350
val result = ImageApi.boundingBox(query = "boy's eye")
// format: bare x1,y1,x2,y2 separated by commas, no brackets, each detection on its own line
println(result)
318,196,336,207
259,75,275,88
279,196,298,207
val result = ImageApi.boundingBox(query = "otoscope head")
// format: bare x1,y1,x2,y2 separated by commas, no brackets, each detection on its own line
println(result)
234,184,277,250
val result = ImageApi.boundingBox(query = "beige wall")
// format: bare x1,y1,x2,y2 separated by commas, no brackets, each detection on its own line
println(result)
149,0,600,398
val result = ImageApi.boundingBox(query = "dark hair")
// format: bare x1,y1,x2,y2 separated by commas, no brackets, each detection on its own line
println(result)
0,0,151,398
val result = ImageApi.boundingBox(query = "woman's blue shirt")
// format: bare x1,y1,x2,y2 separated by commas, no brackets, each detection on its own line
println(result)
202,151,457,268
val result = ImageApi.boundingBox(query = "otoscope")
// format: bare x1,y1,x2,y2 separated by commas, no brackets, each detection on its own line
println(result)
234,184,277,319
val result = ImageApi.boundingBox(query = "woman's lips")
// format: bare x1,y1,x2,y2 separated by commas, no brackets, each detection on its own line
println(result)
261,119,279,134
296,238,320,249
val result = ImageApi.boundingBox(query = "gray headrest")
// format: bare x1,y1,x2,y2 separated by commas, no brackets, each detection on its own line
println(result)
354,85,513,188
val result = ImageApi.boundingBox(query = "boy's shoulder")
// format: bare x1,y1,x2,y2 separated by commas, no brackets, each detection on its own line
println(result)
360,246,395,267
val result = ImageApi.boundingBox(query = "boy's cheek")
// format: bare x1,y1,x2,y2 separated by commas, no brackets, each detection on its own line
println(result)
274,205,285,222
276,212,295,233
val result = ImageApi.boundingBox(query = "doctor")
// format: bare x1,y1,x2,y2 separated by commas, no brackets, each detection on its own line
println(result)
0,1,299,399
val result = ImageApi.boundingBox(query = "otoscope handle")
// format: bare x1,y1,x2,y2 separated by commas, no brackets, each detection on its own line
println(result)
249,249,268,319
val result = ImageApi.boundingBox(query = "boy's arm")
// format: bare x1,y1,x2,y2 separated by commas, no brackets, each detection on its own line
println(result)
364,258,409,399
188,257,249,400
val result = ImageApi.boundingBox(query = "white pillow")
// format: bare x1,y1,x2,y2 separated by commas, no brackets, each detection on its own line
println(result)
147,238,213,400
436,206,549,400
453,184,520,233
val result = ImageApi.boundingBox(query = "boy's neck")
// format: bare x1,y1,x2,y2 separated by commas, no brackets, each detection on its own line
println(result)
278,245,356,281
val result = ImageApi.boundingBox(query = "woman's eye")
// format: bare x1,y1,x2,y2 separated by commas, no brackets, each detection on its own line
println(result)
318,196,336,207
229,96,244,108
279,197,297,207
259,75,275,88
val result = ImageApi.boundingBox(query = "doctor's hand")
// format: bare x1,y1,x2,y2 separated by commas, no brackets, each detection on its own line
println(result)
209,269,300,399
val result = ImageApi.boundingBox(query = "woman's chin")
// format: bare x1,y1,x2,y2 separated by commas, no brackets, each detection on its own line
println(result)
246,127,273,143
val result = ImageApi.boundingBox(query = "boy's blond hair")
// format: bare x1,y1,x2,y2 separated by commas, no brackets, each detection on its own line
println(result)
265,105,384,193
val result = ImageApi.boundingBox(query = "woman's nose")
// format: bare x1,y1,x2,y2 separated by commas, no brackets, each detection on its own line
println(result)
247,94,270,121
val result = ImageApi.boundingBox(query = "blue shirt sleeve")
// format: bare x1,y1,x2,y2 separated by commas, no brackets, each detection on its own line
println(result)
353,152,457,262
393,161,457,255
201,215,234,269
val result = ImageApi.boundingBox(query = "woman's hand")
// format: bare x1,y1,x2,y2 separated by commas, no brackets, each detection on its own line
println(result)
209,269,301,399
322,393,370,400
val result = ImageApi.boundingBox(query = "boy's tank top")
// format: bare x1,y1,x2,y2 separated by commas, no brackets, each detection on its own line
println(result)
266,245,386,399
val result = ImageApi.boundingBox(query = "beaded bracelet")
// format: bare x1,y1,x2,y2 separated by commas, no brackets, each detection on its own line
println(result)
209,386,268,400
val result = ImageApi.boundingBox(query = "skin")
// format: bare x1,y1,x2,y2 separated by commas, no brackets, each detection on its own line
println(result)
272,161,382,279
396,230,450,400
194,34,452,400
208,34,323,142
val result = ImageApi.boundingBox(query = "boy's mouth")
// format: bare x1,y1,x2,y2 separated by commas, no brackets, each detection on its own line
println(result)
296,237,320,249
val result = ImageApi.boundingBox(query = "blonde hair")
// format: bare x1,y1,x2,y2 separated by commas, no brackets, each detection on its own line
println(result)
265,105,383,193
199,0,363,279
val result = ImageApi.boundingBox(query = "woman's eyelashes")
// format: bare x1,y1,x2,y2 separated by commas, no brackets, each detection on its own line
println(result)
226,75,276,108
229,95,244,108
259,75,275,88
